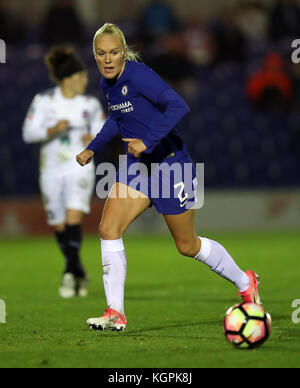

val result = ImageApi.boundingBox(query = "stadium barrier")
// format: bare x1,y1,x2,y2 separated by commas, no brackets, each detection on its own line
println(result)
128,189,300,234
0,198,104,237
0,190,299,237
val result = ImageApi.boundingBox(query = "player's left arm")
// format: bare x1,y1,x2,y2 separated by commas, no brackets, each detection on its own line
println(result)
143,88,190,153
132,65,190,154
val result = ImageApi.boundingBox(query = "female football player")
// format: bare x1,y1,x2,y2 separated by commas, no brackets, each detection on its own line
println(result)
23,46,105,298
76,23,260,331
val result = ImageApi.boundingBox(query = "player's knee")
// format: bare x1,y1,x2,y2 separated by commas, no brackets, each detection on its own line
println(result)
176,240,195,258
98,221,123,240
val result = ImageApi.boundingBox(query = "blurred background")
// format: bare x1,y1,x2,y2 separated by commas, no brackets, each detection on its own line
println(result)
1,0,300,236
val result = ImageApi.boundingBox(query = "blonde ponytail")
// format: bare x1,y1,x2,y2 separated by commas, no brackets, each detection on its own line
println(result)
93,23,141,62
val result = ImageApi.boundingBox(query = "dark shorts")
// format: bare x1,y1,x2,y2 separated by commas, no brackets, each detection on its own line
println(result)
116,147,197,215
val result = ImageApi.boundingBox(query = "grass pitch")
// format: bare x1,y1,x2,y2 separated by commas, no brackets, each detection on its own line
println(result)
0,232,300,368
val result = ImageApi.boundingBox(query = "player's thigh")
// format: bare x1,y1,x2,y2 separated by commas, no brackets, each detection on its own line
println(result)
39,173,65,226
99,182,151,239
164,209,200,257
65,168,95,216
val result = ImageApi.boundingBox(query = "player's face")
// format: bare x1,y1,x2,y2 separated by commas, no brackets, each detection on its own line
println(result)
94,34,126,79
67,70,88,95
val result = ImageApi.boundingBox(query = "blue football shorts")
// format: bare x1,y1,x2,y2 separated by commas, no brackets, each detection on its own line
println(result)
116,147,197,215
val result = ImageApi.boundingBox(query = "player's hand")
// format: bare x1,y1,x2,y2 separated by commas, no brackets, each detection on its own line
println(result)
55,120,69,133
122,138,147,158
82,133,94,148
47,120,69,137
76,149,94,166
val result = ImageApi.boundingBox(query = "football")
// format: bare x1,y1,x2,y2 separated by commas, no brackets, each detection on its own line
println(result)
224,303,272,349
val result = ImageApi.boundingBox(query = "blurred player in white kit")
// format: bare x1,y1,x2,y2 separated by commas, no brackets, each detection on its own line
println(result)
23,46,105,298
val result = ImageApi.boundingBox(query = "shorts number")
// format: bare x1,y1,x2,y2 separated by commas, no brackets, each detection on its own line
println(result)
174,182,189,207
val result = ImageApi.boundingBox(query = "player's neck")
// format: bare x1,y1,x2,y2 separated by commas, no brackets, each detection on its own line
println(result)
117,61,126,80
106,61,126,86
60,85,77,99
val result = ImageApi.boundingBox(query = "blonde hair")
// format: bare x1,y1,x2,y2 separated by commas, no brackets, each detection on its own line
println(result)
93,23,140,62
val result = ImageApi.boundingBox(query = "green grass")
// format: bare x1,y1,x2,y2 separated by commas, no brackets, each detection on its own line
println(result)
0,232,300,368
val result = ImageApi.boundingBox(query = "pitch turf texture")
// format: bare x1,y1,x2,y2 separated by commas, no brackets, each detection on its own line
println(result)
0,232,299,368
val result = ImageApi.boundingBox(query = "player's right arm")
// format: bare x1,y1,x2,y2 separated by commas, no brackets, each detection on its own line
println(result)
76,116,120,166
22,94,69,144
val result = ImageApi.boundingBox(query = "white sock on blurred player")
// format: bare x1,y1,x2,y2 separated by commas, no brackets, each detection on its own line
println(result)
101,238,127,315
194,237,250,292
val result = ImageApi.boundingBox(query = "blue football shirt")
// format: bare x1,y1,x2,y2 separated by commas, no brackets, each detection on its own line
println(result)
87,60,190,158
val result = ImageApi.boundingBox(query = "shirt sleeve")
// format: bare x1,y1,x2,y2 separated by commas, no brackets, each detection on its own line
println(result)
132,63,170,103
22,94,52,144
132,64,190,154
89,98,106,138
86,115,120,154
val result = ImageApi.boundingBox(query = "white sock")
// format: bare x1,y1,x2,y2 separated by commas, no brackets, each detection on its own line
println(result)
101,238,127,315
194,237,250,292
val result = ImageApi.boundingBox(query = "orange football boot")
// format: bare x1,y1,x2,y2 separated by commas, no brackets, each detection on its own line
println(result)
87,308,127,331
238,270,261,304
